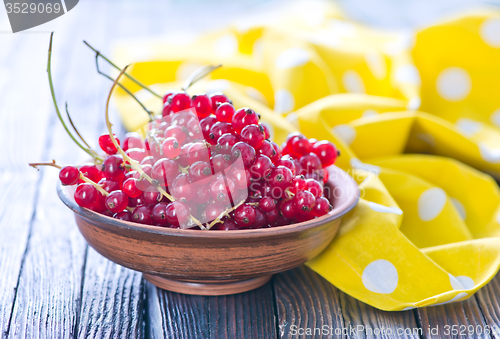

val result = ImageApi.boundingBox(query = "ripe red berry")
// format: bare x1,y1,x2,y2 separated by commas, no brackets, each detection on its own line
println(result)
313,196,332,217
211,154,232,173
293,190,316,214
122,132,144,151
105,190,129,213
165,201,191,227
231,142,256,168
233,203,256,226
191,93,213,118
212,217,239,230
306,179,323,198
311,140,338,167
216,133,240,154
268,165,293,193
275,156,296,176
161,137,180,159
251,208,267,229
59,166,79,185
231,108,260,134
199,116,217,141
240,124,266,149
162,90,177,104
102,155,125,180
74,183,97,208
291,135,311,156
215,103,235,123
91,191,107,213
98,177,120,193
259,196,277,213
152,202,170,226
260,123,271,139
78,164,101,183
205,202,226,221
257,140,277,161
279,199,296,220
209,92,232,111
266,208,279,226
165,125,187,144
132,205,153,225
133,164,153,191
114,210,132,221
125,148,147,163
249,154,273,180
98,134,120,155
209,122,234,145
143,187,162,205
290,175,307,195
186,142,210,165
170,92,191,113
209,174,235,202
122,178,143,198
299,153,322,174
162,101,172,117
188,161,213,184
227,166,251,189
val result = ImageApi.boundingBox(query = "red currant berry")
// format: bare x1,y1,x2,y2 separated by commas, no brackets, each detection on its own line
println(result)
59,165,79,185
188,161,213,184
122,178,143,198
293,190,316,214
98,178,120,193
132,205,153,225
91,192,107,213
227,166,251,189
102,155,125,180
209,92,232,111
231,108,260,134
211,154,232,173
215,103,235,123
259,196,277,213
126,148,147,163
233,203,256,227
105,190,129,213
240,124,265,149
268,165,293,193
260,123,271,139
266,208,279,226
313,196,332,217
271,142,281,163
216,133,240,154
171,173,195,201
79,164,101,183
98,134,120,155
128,193,146,208
190,93,213,118
165,201,190,227
122,132,144,151
114,210,132,221
290,135,311,156
279,199,296,220
162,90,177,103
161,137,180,159
289,175,307,195
251,208,266,229
191,185,212,204
209,174,235,202
141,156,155,167
212,217,239,230
143,187,162,205
257,140,277,161
165,125,187,144
205,202,226,221
170,92,191,113
299,153,322,174
231,142,256,168
306,179,323,198
311,140,338,167
275,156,296,176
133,164,153,191
162,101,172,117
249,154,273,180
152,202,170,226
187,142,210,165
74,183,97,208
199,116,217,141
209,122,234,145
309,138,318,147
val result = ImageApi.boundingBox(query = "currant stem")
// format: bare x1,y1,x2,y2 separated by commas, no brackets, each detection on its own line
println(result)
65,102,101,159
207,199,245,230
93,53,154,121
47,32,101,163
103,65,203,228
182,64,222,92
83,40,162,99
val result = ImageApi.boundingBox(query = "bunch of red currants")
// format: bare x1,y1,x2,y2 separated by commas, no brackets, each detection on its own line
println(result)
59,91,339,230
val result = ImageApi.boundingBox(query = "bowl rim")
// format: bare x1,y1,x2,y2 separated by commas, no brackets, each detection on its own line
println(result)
57,165,359,239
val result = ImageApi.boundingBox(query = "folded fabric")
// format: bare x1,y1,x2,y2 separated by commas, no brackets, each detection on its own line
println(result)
111,1,500,310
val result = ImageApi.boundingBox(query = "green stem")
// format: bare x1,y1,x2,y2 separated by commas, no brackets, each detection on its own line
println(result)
47,32,101,162
83,40,162,99
182,64,222,92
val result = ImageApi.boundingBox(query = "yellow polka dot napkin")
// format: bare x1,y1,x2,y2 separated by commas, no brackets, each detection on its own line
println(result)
111,3,500,310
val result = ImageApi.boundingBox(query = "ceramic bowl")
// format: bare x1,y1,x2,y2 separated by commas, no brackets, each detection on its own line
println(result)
57,165,359,295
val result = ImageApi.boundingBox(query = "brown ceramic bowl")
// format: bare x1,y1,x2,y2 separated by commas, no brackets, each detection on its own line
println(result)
57,165,359,296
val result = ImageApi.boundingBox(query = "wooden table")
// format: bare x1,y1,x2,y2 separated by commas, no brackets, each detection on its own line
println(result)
2,1,500,338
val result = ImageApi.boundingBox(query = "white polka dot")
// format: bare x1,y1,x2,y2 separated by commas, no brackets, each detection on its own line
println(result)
362,260,399,294
214,34,238,56
275,48,310,69
362,109,378,117
328,19,357,38
416,133,436,146
479,142,500,164
285,112,299,129
252,39,264,63
436,67,472,101
403,306,415,311
490,108,500,128
206,80,230,94
333,124,356,145
456,118,482,137
456,276,475,289
245,87,268,105
384,31,415,55
342,70,365,93
394,64,421,85
407,97,421,110
365,51,387,80
450,198,467,220
449,273,464,290
350,158,381,174
418,187,447,221
274,89,295,114
368,202,403,215
176,62,204,81
432,292,468,306
480,18,500,48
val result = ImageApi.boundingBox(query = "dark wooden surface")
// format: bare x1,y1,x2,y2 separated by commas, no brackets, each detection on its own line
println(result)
2,1,500,338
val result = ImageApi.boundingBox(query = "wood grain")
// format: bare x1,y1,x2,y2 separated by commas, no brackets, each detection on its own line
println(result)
416,298,490,339
274,266,344,339
472,273,500,339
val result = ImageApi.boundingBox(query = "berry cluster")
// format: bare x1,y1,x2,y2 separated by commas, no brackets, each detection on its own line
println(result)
58,91,339,230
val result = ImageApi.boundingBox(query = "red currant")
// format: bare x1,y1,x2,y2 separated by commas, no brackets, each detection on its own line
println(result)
79,163,101,183
216,133,240,154
275,156,296,176
188,161,213,184
209,92,232,111
227,166,251,189
122,132,144,151
259,196,277,212
98,178,120,193
165,201,190,227
190,93,213,118
122,178,143,198
306,179,323,198
143,187,162,205
102,155,125,180
313,196,332,217
132,205,153,225
211,154,232,173
152,202,170,226
171,173,195,201
231,108,260,134
114,210,132,221
290,175,307,195
59,166,79,185
209,122,234,145
165,125,187,144
98,134,120,155
299,153,322,174
209,174,235,202
74,183,97,208
233,203,256,226
105,190,129,213
249,155,273,180
161,137,180,159
170,92,191,113
251,208,266,229
205,202,226,221
162,90,177,103
231,142,256,168
199,116,217,141
240,124,265,149
212,217,239,230
215,103,235,123
293,190,316,214
279,199,296,220
268,165,293,193
260,123,271,139
311,140,338,167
